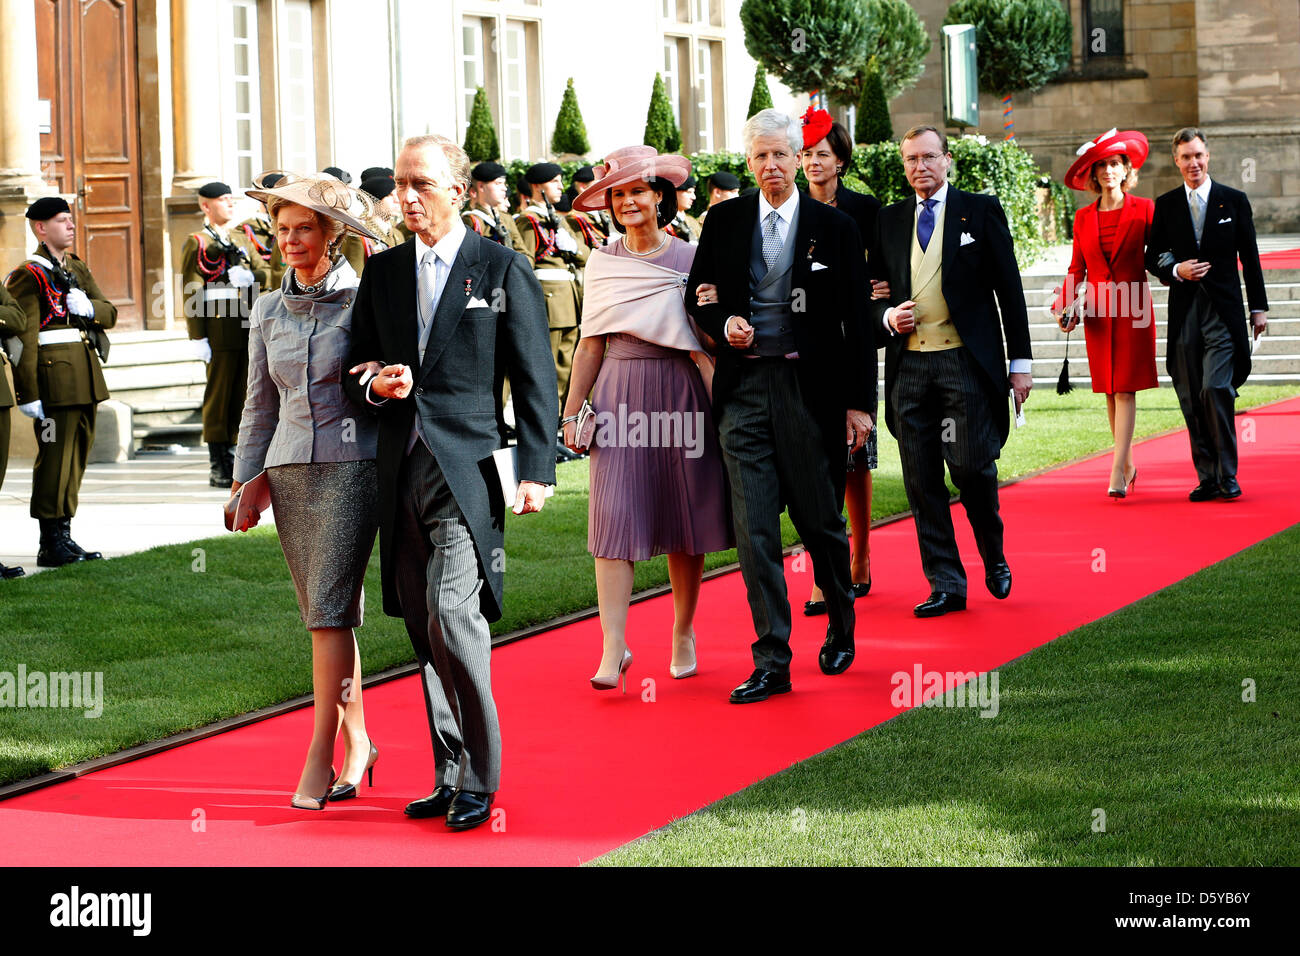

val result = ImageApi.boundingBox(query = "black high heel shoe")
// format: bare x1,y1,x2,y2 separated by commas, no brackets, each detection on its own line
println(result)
328,740,379,800
291,765,336,811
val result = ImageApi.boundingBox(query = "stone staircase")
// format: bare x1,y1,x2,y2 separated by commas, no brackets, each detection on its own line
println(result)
100,331,206,448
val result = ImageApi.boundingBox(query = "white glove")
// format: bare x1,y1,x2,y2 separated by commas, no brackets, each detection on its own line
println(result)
65,287,95,318
191,338,212,363
18,400,44,420
226,265,256,288
553,227,578,253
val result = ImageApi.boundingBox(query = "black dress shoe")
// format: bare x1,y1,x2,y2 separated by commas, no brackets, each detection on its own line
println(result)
818,627,855,676
985,561,1012,600
445,790,494,830
1219,477,1242,499
851,580,871,598
1189,481,1221,502
0,563,25,579
404,785,458,819
913,591,966,618
729,668,792,704
802,599,827,616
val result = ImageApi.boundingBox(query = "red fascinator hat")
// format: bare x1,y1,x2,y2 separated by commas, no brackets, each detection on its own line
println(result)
801,105,834,150
1064,128,1150,191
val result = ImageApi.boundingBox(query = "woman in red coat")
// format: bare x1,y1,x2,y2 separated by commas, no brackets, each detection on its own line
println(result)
1055,129,1157,497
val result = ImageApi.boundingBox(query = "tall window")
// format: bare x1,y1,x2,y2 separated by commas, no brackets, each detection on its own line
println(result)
502,21,529,160
695,41,713,152
279,0,316,173
1084,0,1125,60
663,37,683,131
220,0,262,187
462,15,500,141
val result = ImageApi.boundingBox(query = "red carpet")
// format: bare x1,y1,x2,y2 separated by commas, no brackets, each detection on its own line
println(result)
3,397,1299,865
1259,249,1300,269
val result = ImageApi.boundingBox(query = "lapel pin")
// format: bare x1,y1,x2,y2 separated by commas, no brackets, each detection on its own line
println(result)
464,277,473,297
807,238,817,260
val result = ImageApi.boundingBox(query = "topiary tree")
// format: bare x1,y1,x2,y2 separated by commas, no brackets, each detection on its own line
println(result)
747,64,775,117
854,62,892,144
943,0,1072,139
550,78,590,156
741,0,873,103
831,0,931,106
463,86,499,161
643,73,681,153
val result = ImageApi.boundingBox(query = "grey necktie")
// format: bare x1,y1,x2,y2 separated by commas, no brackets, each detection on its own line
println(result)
762,210,782,270
1189,191,1206,247
417,248,437,361
408,249,438,454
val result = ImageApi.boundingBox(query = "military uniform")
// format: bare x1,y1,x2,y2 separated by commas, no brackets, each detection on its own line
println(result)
237,211,285,288
667,211,703,244
566,206,610,250
5,235,116,566
179,217,269,483
340,231,390,277
463,201,525,253
516,200,589,406
0,284,26,576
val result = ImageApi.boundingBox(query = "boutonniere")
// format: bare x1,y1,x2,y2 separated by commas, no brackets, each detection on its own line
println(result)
806,238,817,260
464,277,473,297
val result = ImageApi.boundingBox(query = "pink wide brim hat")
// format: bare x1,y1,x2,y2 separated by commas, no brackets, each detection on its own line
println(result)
571,146,693,212
1064,128,1150,191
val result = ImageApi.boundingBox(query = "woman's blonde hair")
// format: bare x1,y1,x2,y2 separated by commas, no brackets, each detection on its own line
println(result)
266,197,347,252
1087,154,1139,193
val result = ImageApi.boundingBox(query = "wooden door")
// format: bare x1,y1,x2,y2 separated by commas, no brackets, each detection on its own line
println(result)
36,0,144,328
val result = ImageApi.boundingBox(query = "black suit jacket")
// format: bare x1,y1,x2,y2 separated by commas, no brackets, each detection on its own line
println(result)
344,231,558,622
685,190,874,470
1145,181,1268,389
832,183,881,257
868,186,1031,445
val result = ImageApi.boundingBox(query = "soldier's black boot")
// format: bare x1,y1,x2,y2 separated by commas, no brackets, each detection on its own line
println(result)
36,518,84,568
0,562,24,579
59,518,102,560
208,442,228,488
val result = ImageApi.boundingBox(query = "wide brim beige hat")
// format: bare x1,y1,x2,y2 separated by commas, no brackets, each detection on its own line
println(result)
571,146,693,212
246,170,384,241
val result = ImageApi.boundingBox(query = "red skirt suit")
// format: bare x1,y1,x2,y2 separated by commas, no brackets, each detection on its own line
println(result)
1054,194,1158,393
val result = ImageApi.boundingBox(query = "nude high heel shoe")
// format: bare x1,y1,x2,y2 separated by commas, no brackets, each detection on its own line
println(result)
669,636,697,679
590,649,633,692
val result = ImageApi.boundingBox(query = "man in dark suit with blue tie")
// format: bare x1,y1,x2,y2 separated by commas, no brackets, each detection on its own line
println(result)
868,126,1032,618
686,109,874,703
345,134,557,830
1146,127,1268,501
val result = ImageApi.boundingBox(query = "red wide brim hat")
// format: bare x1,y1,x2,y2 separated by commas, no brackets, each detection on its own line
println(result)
571,146,693,212
1064,128,1150,191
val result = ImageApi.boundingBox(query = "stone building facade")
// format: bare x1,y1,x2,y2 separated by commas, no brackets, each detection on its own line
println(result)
885,0,1299,230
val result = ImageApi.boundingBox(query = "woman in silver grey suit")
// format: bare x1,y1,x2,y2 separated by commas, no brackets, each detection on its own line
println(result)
231,172,387,810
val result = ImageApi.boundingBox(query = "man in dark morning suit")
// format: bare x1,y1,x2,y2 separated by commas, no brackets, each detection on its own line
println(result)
868,126,1032,618
344,135,557,831
1145,127,1268,501
686,109,874,703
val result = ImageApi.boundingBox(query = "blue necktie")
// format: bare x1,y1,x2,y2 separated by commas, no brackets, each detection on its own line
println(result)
918,198,937,251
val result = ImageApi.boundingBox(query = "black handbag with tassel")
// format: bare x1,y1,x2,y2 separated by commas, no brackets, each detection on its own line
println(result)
1057,330,1074,395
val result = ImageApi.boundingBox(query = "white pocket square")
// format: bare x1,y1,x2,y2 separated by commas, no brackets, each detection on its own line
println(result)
960,232,976,246
466,296,491,309
1218,217,1232,224
810,261,829,272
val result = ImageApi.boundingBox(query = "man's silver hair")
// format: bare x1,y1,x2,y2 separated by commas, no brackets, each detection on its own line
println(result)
401,134,471,207
742,109,802,158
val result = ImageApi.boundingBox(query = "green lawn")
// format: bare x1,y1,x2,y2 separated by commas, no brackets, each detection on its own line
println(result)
0,384,1296,785
594,525,1300,866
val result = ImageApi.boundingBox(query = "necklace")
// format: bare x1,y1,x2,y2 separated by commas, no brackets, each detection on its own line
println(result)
625,232,668,257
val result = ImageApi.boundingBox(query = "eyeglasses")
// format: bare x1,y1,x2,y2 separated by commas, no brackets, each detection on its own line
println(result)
902,153,946,169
